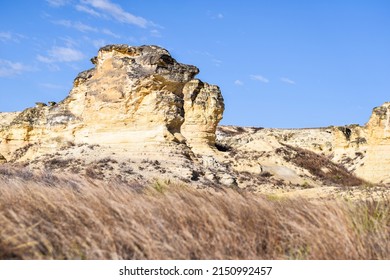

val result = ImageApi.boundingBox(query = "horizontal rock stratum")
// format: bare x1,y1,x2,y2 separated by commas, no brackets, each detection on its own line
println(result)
0,45,224,161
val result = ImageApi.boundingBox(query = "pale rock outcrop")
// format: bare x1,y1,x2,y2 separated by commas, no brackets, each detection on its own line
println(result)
332,102,390,184
181,79,224,153
0,45,224,161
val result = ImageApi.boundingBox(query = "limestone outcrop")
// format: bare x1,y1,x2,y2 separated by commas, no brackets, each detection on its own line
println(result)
0,45,224,161
181,79,224,153
0,44,389,190
332,102,390,184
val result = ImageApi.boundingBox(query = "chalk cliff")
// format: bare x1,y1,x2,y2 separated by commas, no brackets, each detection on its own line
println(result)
0,45,224,161
332,102,390,184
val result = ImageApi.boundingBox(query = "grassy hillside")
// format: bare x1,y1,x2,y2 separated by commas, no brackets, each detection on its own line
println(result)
0,166,389,259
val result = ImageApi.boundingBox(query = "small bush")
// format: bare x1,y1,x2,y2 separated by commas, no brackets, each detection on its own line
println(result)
215,142,231,152
44,158,72,169
260,171,273,178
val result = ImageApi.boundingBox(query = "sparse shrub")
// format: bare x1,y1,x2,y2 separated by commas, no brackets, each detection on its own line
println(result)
44,158,72,169
276,144,365,186
215,142,231,152
301,181,314,189
123,168,134,175
190,170,201,181
11,144,33,161
260,171,273,178
85,165,104,180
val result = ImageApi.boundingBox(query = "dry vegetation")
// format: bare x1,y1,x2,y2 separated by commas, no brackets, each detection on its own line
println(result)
0,166,389,260
276,144,365,186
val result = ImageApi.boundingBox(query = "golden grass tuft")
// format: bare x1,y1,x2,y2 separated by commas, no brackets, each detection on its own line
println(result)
0,166,389,259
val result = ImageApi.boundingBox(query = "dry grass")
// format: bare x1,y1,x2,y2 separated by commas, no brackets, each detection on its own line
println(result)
0,166,389,260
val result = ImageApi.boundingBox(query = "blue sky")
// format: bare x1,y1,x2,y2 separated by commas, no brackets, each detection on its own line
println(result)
1,0,389,128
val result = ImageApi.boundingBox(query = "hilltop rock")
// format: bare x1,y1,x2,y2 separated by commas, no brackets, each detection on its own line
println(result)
332,102,390,184
0,45,224,161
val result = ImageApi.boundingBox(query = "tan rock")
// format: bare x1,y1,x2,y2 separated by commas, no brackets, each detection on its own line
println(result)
181,79,224,154
345,103,390,183
0,45,224,162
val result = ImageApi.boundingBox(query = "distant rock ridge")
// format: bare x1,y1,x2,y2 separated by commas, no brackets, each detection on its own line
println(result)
0,44,224,161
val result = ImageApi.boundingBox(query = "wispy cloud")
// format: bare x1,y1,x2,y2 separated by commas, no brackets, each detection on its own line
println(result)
0,59,31,77
234,80,243,86
212,59,222,67
208,11,224,20
46,0,71,7
37,46,85,63
0,32,25,43
250,74,269,83
79,0,149,28
188,50,222,67
280,77,296,85
150,29,161,38
102,28,120,38
0,32,13,42
53,20,120,39
53,20,98,33
75,4,103,17
91,39,107,49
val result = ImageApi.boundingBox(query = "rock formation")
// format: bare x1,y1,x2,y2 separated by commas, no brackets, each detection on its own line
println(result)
181,79,224,153
215,102,390,185
332,102,390,184
0,44,389,194
0,45,224,162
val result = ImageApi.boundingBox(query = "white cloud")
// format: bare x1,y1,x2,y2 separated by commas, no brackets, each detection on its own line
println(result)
92,39,107,49
150,29,161,38
0,32,25,43
234,80,243,86
0,32,12,42
250,74,269,83
102,28,120,38
75,4,102,17
0,59,31,77
53,20,120,38
212,58,222,67
280,77,296,84
37,46,85,63
46,0,71,7
207,10,224,20
59,37,79,48
81,0,148,28
54,20,98,33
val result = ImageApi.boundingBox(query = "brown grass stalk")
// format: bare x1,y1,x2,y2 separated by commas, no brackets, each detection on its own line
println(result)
0,167,389,259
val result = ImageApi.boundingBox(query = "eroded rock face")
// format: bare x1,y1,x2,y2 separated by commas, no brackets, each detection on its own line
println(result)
0,45,224,161
358,104,390,183
331,102,390,184
182,79,224,153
